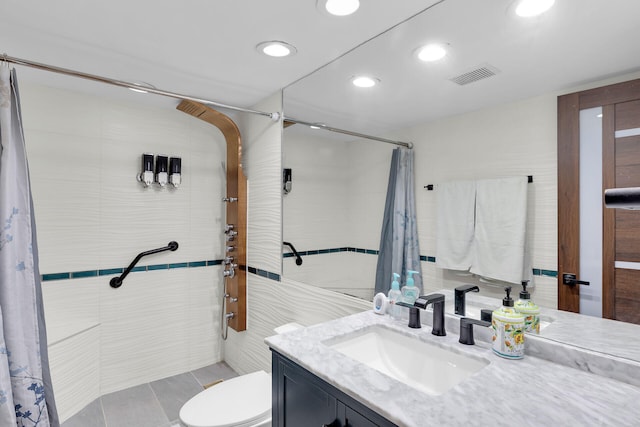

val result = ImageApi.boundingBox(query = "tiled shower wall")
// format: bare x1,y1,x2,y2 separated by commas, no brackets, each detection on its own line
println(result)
282,131,393,300
20,83,227,421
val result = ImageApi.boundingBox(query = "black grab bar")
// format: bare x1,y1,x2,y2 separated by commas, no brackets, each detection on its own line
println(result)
283,241,303,266
110,241,179,288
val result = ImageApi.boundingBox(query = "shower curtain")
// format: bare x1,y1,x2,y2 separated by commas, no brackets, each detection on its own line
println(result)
374,147,422,295
0,66,59,426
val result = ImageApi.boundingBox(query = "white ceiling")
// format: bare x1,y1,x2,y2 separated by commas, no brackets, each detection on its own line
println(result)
0,0,436,109
2,0,640,137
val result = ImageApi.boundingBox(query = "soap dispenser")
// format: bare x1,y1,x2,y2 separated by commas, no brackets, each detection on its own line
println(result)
514,280,541,334
491,286,525,359
387,273,403,319
401,270,420,305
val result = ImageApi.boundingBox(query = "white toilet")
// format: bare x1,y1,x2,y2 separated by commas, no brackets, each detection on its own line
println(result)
179,370,272,427
179,323,303,427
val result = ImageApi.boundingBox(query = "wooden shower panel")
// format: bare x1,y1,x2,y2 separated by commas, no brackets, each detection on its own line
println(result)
176,100,247,332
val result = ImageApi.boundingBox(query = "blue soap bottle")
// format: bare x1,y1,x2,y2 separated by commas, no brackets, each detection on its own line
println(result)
387,273,402,319
401,270,420,305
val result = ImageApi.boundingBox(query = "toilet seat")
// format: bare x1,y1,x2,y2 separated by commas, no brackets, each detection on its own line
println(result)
179,370,272,427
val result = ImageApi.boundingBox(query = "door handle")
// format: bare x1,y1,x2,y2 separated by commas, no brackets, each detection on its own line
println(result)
563,273,590,286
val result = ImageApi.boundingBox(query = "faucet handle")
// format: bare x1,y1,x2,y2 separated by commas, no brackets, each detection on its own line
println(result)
414,293,445,309
459,317,492,345
396,301,421,329
455,284,480,294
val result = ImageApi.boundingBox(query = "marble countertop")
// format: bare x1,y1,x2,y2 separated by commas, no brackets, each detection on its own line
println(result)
266,309,640,427
453,288,640,363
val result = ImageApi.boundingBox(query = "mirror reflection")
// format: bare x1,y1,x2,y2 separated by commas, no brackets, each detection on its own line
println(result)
282,0,640,327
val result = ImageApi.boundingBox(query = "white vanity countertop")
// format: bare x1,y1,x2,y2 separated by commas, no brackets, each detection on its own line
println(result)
265,310,640,427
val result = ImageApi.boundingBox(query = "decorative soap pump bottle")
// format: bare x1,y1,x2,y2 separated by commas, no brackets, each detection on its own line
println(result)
492,286,525,359
401,270,420,305
387,273,403,319
514,280,541,334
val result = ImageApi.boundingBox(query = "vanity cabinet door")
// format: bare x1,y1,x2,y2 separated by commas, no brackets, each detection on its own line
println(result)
341,403,379,427
272,351,397,427
273,352,339,427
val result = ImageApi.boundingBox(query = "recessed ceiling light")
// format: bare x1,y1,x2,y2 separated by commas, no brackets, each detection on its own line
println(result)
256,41,297,58
351,76,379,88
321,0,360,16
416,43,447,62
515,0,555,17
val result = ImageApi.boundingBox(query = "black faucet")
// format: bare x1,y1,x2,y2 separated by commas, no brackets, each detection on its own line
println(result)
459,317,491,345
396,293,446,336
416,293,446,336
454,284,479,316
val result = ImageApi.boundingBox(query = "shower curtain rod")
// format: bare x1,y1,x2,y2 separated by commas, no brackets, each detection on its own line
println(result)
1,53,280,121
283,117,413,148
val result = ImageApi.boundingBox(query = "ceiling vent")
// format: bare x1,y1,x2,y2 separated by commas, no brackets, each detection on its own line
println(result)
449,64,500,86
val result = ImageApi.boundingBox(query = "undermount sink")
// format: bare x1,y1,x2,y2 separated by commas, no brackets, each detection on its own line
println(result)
325,326,489,396
446,302,554,331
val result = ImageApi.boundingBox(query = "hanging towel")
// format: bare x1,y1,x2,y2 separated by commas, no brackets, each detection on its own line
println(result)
435,180,476,271
470,176,528,284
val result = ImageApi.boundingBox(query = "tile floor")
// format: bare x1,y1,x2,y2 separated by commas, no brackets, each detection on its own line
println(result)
61,362,238,427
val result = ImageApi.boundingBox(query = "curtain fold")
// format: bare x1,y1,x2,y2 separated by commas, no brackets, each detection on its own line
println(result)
0,66,59,426
374,148,422,295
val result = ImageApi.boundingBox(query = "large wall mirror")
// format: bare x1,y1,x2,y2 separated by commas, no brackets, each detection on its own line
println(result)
281,0,640,332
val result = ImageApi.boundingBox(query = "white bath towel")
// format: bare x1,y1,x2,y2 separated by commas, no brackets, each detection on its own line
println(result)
435,180,476,270
470,177,528,284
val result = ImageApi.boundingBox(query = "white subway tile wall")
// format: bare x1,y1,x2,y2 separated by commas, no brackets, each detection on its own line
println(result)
21,83,226,421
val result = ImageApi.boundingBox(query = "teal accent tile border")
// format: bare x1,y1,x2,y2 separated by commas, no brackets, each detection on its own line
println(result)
169,262,189,269
71,270,98,279
247,265,281,282
281,247,558,280
99,268,123,276
41,259,225,282
42,272,70,281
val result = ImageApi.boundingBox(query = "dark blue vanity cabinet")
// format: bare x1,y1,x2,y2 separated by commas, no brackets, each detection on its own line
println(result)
271,351,397,427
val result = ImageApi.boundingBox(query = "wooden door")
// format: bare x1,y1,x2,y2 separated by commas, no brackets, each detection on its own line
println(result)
558,78,640,323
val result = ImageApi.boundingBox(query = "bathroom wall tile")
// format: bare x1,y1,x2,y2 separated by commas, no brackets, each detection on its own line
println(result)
22,83,225,414
99,269,190,394
283,130,350,252
49,326,100,422
25,130,102,273
224,274,370,376
41,278,100,345
101,384,169,427
348,141,393,250
149,373,203,422
20,84,102,138
242,92,283,274
100,103,189,148
185,268,223,370
60,398,105,427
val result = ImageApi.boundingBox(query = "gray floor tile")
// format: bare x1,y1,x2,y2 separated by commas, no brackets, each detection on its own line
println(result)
101,383,169,427
150,372,203,422
61,398,106,427
190,362,238,387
